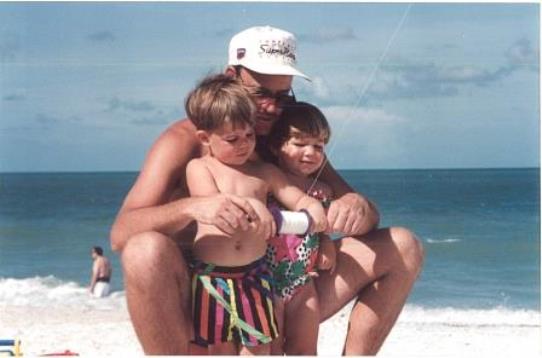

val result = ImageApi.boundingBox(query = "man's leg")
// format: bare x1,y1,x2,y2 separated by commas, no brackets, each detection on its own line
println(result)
315,227,424,355
121,231,192,354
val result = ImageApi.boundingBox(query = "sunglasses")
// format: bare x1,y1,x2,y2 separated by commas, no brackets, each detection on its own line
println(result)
235,67,297,106
244,86,297,106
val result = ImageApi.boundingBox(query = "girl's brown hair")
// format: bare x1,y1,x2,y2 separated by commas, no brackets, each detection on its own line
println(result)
268,101,331,151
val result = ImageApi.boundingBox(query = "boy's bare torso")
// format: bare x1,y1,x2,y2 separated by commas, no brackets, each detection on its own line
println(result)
192,156,273,266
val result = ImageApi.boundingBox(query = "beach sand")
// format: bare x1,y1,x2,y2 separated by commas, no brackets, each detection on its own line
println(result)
318,303,542,357
1,300,540,357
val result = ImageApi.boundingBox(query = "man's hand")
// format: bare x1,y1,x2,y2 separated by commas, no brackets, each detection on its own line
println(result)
190,194,259,235
326,192,379,236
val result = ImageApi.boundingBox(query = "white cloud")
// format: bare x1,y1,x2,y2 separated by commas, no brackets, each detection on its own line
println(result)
506,38,538,66
0,33,19,62
318,105,410,168
322,105,405,125
365,70,400,96
304,76,331,100
299,27,357,43
436,66,489,82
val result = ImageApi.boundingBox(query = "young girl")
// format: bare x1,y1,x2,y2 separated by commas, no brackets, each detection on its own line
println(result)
266,101,337,354
184,75,327,355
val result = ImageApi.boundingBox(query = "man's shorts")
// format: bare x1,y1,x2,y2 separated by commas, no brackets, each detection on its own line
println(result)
191,257,279,347
92,282,110,298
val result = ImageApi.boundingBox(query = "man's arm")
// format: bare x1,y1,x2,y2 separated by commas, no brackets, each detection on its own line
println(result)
110,123,200,251
89,260,99,293
318,161,380,236
110,122,257,252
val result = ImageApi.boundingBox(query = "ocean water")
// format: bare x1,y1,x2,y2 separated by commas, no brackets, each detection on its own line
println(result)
0,169,539,321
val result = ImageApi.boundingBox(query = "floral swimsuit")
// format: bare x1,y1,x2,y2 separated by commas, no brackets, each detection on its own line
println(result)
265,189,330,300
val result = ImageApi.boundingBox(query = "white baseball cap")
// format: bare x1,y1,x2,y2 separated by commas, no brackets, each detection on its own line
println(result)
228,26,311,81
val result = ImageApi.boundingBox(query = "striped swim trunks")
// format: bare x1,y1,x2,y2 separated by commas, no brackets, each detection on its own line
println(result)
191,257,279,347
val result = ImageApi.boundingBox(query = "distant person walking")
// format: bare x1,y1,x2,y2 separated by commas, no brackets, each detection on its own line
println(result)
89,246,112,298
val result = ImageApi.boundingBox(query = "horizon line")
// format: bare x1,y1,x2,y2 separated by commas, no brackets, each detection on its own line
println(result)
0,166,539,175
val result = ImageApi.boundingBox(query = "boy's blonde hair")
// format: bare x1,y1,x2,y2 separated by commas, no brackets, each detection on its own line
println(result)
268,101,331,151
185,73,256,131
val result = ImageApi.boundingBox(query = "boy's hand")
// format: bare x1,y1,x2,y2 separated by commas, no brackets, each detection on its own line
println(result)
246,198,277,240
191,194,258,235
316,235,337,273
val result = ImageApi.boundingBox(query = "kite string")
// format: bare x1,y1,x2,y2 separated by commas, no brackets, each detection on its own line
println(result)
307,3,413,194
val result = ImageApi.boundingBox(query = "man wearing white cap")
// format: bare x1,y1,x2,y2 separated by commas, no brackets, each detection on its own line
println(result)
111,25,423,355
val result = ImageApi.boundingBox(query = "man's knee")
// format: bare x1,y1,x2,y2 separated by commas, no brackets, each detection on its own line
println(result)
389,227,424,275
121,232,187,279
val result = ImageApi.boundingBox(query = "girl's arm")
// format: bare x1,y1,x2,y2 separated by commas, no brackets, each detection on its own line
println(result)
265,164,327,233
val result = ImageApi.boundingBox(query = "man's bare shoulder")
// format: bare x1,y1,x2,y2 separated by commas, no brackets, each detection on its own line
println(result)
123,119,199,208
154,119,200,154
144,119,202,172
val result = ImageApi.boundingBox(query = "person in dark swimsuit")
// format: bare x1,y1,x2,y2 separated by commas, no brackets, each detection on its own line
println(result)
90,246,112,297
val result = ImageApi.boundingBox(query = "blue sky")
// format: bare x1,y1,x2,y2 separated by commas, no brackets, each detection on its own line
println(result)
0,2,539,172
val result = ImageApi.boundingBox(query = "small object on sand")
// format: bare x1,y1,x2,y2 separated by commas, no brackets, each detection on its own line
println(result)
40,349,79,356
0,339,22,357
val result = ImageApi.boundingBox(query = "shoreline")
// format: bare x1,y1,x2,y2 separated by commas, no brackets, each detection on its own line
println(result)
1,302,540,356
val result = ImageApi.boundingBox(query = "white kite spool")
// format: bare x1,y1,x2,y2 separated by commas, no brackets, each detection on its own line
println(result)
270,208,311,235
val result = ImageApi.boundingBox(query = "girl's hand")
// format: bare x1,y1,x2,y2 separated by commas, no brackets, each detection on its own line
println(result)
316,234,337,273
306,202,327,233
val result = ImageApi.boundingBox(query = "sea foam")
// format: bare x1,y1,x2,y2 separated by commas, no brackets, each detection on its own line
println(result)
425,238,462,244
401,304,540,327
0,276,125,310
1,276,539,329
